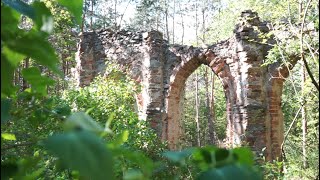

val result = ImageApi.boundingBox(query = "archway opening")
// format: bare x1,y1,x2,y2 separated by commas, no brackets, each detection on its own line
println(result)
181,65,227,148
164,54,229,150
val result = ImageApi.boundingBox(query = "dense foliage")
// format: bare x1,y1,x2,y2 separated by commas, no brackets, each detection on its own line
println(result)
63,70,166,159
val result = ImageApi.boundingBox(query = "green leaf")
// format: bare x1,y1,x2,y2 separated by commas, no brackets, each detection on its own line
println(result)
192,146,240,170
103,113,115,134
111,148,154,177
1,55,16,96
163,148,196,164
57,0,83,25
110,130,129,147
1,4,20,40
85,107,95,114
2,0,35,19
192,146,217,167
123,169,144,180
215,148,230,162
23,167,45,180
16,156,42,179
1,133,16,141
32,1,54,34
44,131,114,180
2,1,53,34
232,147,254,166
214,148,236,168
197,165,262,180
6,30,61,74
53,104,71,116
2,46,25,67
64,112,104,133
1,98,12,123
1,162,18,179
105,112,115,129
22,67,55,96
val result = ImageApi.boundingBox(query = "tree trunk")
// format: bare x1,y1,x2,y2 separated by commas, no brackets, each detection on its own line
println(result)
14,67,19,87
156,1,159,31
179,2,184,45
22,57,29,90
114,0,117,29
201,3,205,45
195,71,201,147
299,0,308,169
195,0,198,46
301,64,308,169
47,70,51,94
90,0,93,30
81,0,87,33
172,0,175,44
299,0,319,91
205,68,215,144
165,0,169,43
18,63,22,92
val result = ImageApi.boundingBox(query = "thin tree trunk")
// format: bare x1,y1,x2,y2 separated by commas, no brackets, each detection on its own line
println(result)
22,57,29,90
194,0,200,146
81,0,86,33
211,71,217,136
165,0,169,43
90,0,93,30
172,0,175,44
118,0,132,29
195,0,198,46
179,2,184,45
62,56,66,76
210,72,215,113
114,0,117,29
201,2,206,45
181,18,184,45
205,68,215,144
301,64,308,169
299,0,308,169
14,68,19,86
18,64,22,92
47,70,51,94
156,1,159,31
299,0,319,91
195,71,201,147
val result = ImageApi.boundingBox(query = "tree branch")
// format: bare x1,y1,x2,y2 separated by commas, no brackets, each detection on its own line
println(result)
1,141,37,152
301,53,319,91
300,0,319,91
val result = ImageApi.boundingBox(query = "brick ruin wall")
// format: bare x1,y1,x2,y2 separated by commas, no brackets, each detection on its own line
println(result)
73,10,298,161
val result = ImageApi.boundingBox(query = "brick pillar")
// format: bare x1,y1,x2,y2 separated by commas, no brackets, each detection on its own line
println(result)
140,31,165,136
228,10,277,159
75,32,97,87
265,68,285,161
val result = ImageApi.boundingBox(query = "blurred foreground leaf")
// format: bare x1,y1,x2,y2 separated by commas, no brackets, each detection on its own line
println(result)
44,131,114,180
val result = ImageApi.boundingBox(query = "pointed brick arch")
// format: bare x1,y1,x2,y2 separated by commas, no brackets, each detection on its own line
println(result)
164,51,229,149
74,10,299,161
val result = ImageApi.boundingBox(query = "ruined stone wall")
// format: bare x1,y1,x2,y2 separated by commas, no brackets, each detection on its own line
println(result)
74,10,296,161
